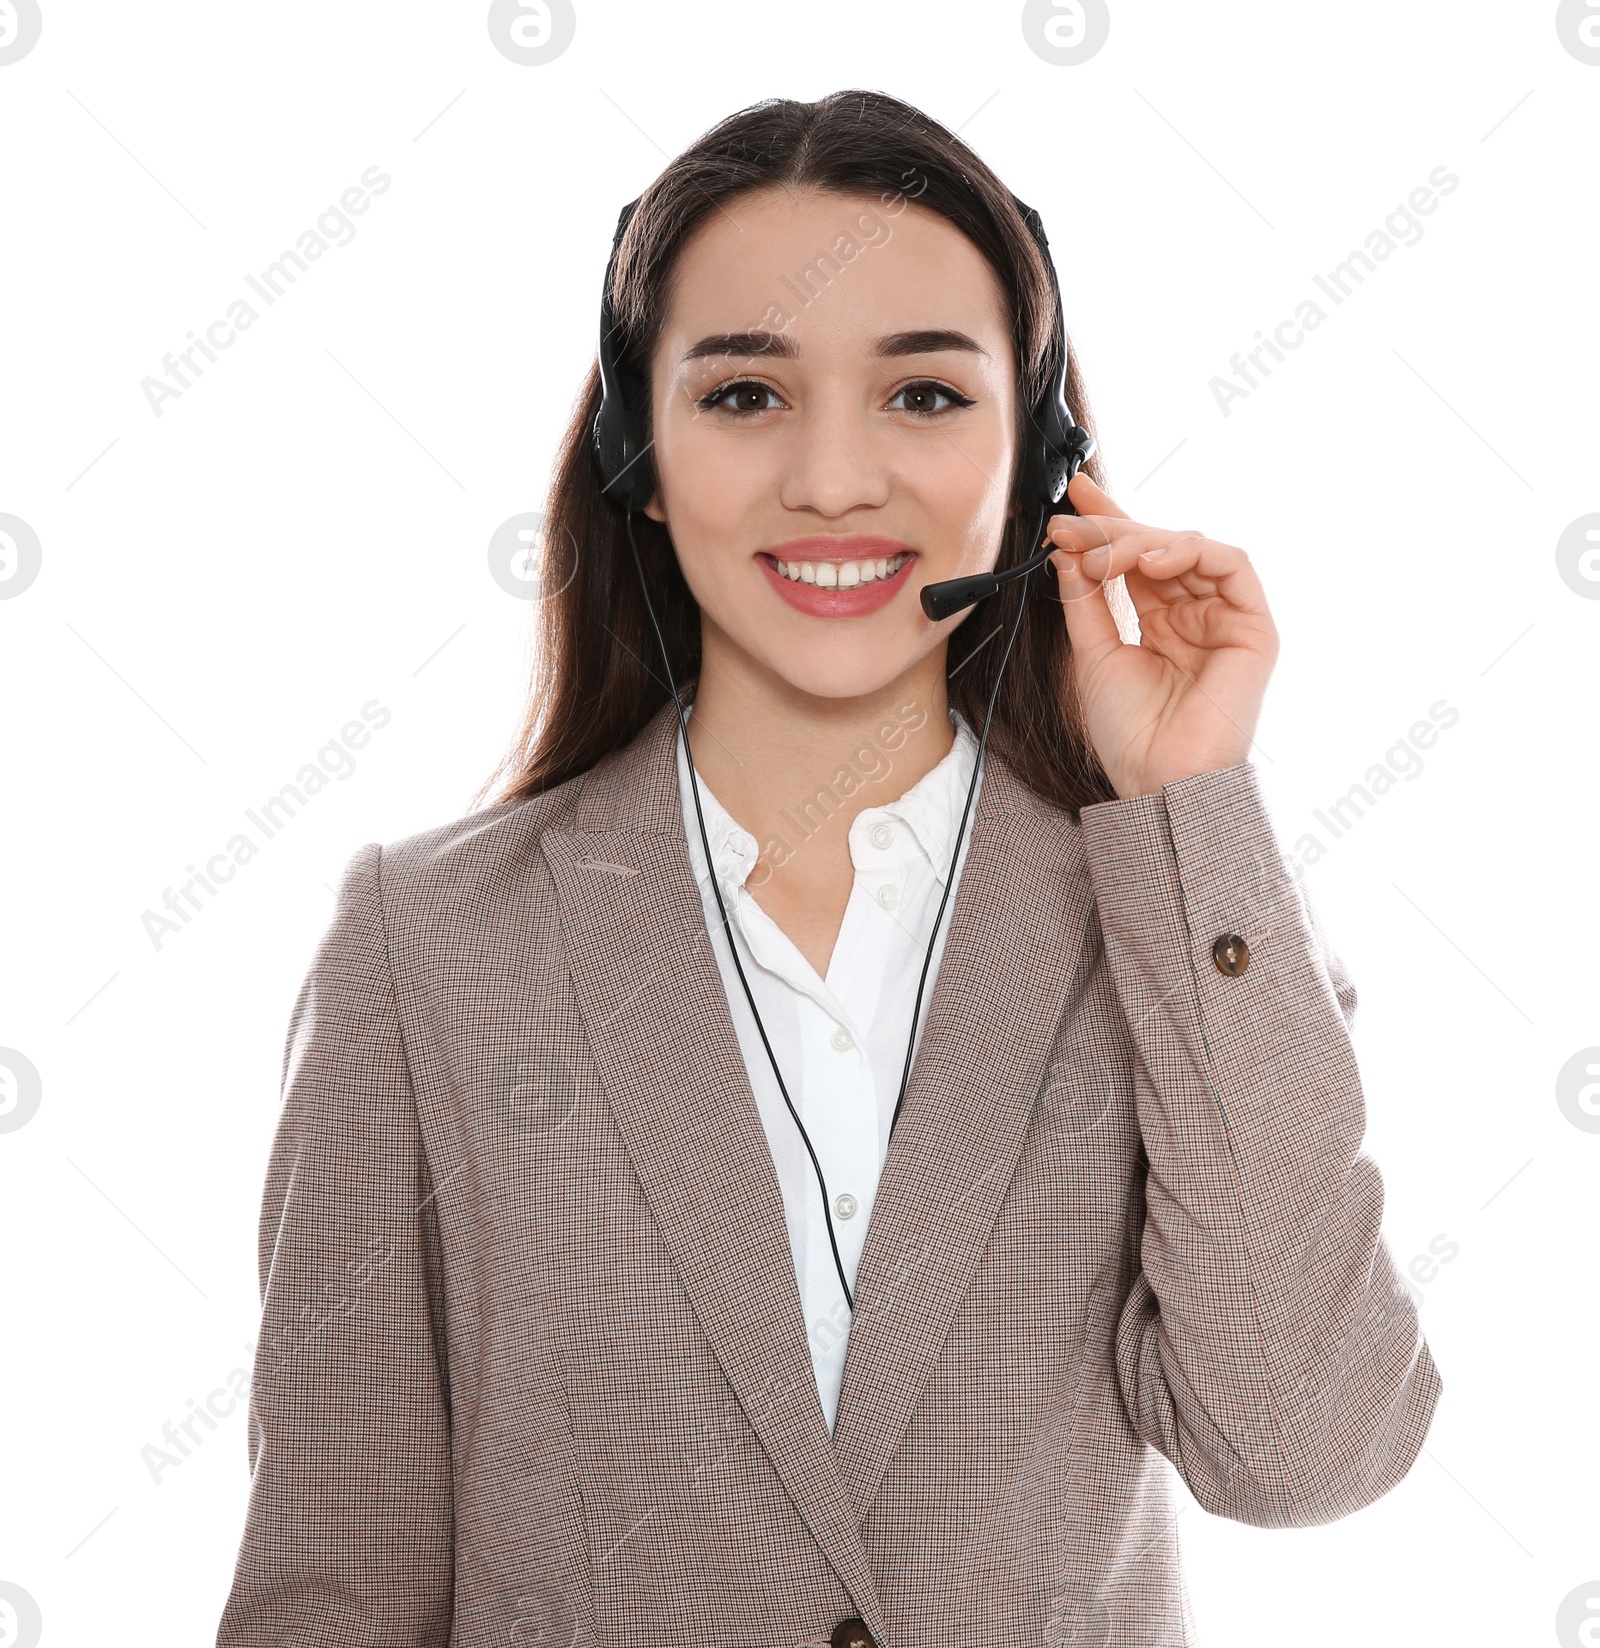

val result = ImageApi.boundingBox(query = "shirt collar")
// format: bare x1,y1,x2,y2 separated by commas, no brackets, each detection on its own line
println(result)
853,713,980,885
675,704,982,895
675,717,759,892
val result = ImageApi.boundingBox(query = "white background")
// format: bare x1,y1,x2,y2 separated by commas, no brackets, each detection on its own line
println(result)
1,2,1595,1644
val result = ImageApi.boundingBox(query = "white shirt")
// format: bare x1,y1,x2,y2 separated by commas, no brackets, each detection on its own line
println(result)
676,705,982,1433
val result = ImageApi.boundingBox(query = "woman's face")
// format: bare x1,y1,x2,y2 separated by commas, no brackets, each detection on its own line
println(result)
643,185,1019,702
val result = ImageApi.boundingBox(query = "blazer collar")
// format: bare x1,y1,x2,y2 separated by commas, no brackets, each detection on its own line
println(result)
542,700,1097,1636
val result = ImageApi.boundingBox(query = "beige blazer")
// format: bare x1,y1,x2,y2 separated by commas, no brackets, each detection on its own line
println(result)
215,699,1442,1648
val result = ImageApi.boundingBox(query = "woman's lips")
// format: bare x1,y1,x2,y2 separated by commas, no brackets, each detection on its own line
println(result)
755,540,917,618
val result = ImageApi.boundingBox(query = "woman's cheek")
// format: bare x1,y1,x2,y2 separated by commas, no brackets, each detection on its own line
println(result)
676,437,762,547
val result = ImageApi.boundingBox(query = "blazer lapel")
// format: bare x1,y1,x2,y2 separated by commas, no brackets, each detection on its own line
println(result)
540,699,1099,1613
540,703,884,1624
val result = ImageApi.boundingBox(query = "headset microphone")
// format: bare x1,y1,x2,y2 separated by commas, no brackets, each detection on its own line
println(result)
918,546,1056,623
590,185,1090,1316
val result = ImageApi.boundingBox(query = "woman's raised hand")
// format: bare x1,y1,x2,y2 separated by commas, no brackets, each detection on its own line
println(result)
1045,472,1280,801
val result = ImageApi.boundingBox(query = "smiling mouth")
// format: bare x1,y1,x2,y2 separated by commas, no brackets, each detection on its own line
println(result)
766,552,912,588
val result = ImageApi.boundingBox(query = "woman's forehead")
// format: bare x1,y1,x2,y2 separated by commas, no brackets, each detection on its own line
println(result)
656,188,1012,361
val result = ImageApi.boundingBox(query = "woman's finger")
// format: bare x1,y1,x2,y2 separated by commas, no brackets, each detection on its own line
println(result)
1063,471,1130,521
1049,540,1127,670
1051,525,1269,616
1047,515,1202,558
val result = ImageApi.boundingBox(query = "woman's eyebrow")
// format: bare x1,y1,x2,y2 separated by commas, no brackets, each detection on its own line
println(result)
874,328,989,360
680,328,988,364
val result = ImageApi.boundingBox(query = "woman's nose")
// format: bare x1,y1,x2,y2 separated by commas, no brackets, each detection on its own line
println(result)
776,391,893,518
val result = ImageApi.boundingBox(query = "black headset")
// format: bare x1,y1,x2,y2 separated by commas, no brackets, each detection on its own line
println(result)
588,188,1094,1314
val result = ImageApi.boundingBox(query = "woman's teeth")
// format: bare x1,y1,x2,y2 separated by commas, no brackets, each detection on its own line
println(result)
772,552,908,588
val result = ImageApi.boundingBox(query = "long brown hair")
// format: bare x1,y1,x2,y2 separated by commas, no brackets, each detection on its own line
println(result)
476,88,1124,817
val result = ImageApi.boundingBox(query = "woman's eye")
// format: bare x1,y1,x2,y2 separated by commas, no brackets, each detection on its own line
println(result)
699,380,783,416
888,380,976,417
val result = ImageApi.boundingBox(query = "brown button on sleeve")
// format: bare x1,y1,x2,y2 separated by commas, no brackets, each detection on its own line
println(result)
831,1620,877,1648
1211,931,1251,975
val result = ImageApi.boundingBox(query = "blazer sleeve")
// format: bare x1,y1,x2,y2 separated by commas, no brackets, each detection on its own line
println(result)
215,842,455,1646
1077,761,1442,1529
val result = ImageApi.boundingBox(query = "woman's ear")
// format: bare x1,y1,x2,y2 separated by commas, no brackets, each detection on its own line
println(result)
643,487,666,524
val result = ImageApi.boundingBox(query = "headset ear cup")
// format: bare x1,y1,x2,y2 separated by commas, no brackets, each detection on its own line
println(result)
625,382,658,512
1010,193,1095,515
1060,425,1095,500
592,198,655,513
594,334,654,512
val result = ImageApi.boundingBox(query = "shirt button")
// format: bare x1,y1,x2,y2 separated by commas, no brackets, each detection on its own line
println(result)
833,1192,859,1220
868,822,894,850
1212,932,1251,975
830,1025,854,1052
876,884,900,911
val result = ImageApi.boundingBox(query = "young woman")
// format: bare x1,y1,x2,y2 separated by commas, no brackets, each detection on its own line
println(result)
217,90,1441,1648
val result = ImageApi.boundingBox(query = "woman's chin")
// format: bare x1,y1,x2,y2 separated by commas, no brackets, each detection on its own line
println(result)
698,608,944,708
760,647,930,705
